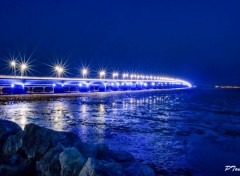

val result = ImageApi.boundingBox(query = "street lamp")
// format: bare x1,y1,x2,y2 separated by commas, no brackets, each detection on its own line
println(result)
99,70,106,79
122,73,128,79
20,63,27,76
9,60,17,76
81,68,88,78
112,72,118,79
54,65,64,77
130,74,134,79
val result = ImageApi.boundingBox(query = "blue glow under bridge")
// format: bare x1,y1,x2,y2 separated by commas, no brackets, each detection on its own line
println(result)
0,75,192,95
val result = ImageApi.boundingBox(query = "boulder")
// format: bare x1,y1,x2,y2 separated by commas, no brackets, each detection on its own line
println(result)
0,120,22,149
123,162,155,176
79,157,125,176
0,160,33,176
3,123,82,160
0,120,156,176
3,131,25,156
59,147,86,176
76,143,109,159
22,123,82,159
36,145,64,176
98,149,134,163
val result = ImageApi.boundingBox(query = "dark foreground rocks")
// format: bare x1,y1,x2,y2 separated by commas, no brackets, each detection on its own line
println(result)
0,119,155,176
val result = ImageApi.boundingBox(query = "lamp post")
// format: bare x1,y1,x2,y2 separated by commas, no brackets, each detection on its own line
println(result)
112,72,118,79
99,70,106,79
81,68,88,78
122,73,128,79
54,65,64,77
10,60,17,76
20,63,27,76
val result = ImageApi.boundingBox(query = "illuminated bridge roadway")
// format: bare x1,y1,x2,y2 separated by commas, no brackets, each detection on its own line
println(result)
0,75,192,95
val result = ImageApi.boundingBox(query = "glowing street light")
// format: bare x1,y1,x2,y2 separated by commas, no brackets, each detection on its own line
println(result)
112,72,118,79
81,68,88,78
10,60,16,67
99,70,106,79
20,63,28,76
130,74,134,79
9,60,17,76
54,65,64,77
122,73,128,79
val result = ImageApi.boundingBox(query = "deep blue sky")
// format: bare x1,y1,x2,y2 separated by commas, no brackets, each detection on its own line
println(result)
0,0,240,85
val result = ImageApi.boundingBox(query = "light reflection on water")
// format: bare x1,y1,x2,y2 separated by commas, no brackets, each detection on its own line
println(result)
1,90,240,175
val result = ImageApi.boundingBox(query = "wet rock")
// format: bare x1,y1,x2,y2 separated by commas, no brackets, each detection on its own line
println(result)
21,123,80,159
3,123,82,160
123,162,155,176
76,143,109,159
110,150,134,162
0,161,33,176
99,149,135,163
0,120,156,176
0,120,22,149
79,157,125,176
3,131,25,156
8,154,21,165
157,168,169,175
36,145,64,176
59,147,86,176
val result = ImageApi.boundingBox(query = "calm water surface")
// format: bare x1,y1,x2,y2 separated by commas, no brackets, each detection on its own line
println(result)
0,89,240,175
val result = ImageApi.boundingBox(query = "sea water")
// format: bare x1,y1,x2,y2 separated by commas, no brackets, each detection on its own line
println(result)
0,89,240,175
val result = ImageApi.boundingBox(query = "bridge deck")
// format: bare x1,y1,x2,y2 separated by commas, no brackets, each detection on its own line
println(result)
0,75,191,95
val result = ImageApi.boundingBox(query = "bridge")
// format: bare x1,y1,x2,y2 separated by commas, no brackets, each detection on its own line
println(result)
0,75,192,95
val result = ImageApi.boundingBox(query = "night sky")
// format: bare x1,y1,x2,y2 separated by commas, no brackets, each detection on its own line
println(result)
0,0,240,86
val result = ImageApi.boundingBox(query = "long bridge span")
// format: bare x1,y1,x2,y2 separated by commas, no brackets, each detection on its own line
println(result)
0,75,192,95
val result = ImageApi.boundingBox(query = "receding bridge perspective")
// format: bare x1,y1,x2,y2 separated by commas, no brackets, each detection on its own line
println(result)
0,75,192,95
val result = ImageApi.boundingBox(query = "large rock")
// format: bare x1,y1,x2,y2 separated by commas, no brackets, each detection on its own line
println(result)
3,131,25,156
3,123,81,160
0,120,156,176
123,162,155,176
22,123,81,159
79,157,125,176
36,145,64,176
0,160,33,176
98,149,134,163
59,147,86,176
0,120,22,149
76,143,109,159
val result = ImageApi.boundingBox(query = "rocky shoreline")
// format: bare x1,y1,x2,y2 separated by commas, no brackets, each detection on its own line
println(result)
0,119,155,176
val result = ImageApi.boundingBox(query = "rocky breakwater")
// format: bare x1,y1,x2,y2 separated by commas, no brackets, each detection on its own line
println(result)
0,119,155,176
